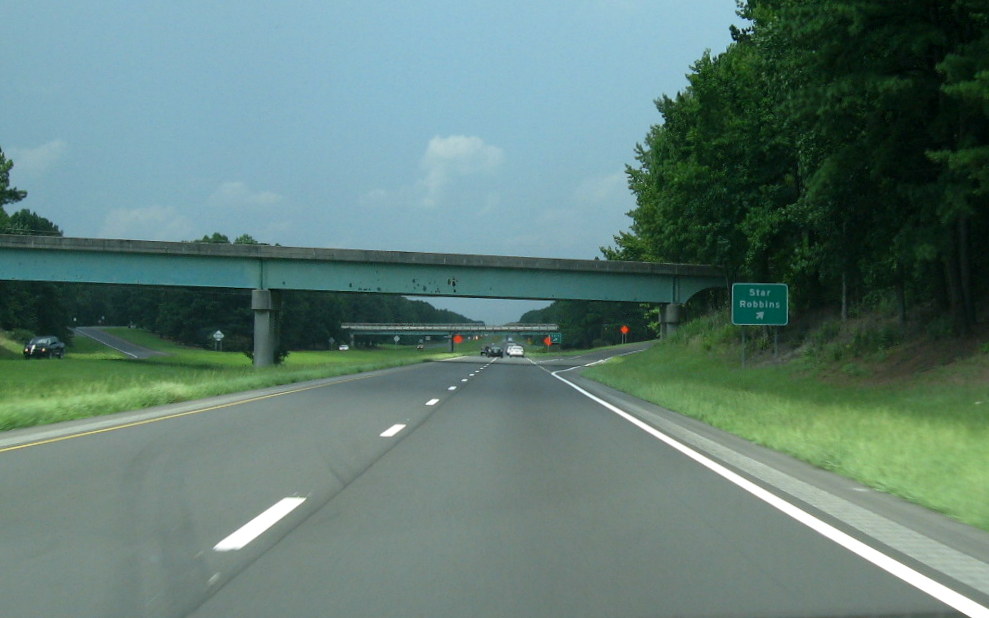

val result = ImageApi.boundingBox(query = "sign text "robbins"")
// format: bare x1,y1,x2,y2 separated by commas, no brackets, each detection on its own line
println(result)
738,300,782,309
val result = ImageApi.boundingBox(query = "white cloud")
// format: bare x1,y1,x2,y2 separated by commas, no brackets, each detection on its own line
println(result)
253,219,296,244
100,205,196,241
473,193,502,217
8,140,68,178
360,188,390,205
489,171,633,259
360,135,505,211
418,135,504,207
359,185,417,210
573,171,629,207
207,181,284,208
593,0,646,10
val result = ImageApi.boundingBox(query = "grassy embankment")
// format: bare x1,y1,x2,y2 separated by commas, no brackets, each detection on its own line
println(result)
585,316,989,532
0,328,458,432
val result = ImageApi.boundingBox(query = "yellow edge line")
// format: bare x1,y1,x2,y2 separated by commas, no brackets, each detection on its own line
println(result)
0,374,370,454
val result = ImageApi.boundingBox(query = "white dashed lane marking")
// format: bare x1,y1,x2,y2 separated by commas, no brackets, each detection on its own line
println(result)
380,424,407,438
213,497,307,552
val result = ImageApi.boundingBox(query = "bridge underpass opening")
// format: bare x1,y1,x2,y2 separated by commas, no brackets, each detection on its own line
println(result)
0,235,726,366
339,322,562,352
404,297,553,329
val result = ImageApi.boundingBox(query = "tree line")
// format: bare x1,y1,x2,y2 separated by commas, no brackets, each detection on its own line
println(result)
0,148,474,348
605,1,989,335
519,301,652,349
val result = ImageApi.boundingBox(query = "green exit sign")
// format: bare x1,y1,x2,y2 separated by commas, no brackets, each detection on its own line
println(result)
732,283,789,326
549,332,562,344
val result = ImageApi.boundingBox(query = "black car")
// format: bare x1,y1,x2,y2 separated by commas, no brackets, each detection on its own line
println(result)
23,336,65,359
488,346,503,358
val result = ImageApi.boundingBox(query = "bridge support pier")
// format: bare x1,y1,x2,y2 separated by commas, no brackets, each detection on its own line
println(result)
661,303,682,337
252,289,282,367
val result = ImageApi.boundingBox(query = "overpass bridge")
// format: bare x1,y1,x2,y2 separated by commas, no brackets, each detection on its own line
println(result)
340,322,560,350
0,235,725,366
340,323,559,336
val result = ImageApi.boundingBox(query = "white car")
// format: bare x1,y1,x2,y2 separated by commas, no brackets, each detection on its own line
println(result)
505,344,524,357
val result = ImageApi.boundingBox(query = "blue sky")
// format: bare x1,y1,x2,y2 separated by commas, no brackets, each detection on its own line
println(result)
3,1,741,323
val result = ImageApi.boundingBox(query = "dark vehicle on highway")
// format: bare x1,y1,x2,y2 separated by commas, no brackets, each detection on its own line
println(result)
23,336,66,359
487,346,503,358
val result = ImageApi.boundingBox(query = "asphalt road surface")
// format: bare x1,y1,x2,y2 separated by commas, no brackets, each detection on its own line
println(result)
2,346,988,617
73,326,168,358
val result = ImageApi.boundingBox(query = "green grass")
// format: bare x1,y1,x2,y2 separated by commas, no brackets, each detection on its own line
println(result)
526,345,605,357
1,330,127,361
585,343,989,531
0,329,458,432
0,335,26,359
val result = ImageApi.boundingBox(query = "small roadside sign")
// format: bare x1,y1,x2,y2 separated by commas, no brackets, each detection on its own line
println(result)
212,330,224,341
550,332,562,344
732,283,789,326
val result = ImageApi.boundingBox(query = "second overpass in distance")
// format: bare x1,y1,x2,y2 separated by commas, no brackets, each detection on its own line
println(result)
340,323,558,336
340,323,559,349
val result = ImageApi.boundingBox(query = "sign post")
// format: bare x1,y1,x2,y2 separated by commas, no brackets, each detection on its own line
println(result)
212,330,224,351
731,283,788,366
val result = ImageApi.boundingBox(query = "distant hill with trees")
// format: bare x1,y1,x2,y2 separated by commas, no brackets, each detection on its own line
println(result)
519,301,651,349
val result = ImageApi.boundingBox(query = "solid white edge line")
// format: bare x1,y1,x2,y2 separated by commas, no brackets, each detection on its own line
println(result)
213,497,307,552
550,368,989,618
380,423,407,437
426,398,440,406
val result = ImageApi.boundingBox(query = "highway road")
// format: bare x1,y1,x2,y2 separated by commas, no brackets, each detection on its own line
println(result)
73,326,168,359
2,347,988,617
